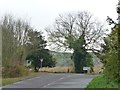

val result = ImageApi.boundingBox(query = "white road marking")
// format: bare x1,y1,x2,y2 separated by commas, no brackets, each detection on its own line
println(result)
43,75,71,88
27,77,40,81
35,77,40,78
60,78,63,79
13,81,23,84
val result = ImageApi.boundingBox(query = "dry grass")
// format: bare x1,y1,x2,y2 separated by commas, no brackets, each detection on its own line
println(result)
93,63,103,74
39,65,103,74
2,72,46,86
39,66,74,73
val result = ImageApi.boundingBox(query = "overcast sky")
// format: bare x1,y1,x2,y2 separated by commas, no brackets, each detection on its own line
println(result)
0,0,118,31
0,0,118,52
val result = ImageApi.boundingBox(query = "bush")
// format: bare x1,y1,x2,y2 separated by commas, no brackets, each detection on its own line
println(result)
87,75,119,88
2,65,29,78
101,25,119,83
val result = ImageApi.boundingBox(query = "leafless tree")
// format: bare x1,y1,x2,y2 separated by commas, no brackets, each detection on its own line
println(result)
1,15,32,65
46,11,107,53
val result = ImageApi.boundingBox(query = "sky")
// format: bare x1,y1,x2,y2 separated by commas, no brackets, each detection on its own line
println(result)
0,0,118,51
0,0,118,30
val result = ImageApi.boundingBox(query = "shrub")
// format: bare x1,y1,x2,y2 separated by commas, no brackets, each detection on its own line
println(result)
2,65,29,78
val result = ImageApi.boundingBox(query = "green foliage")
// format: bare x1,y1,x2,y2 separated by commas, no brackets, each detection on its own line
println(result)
73,49,93,73
72,36,86,73
73,50,86,73
98,2,120,86
72,35,93,73
26,49,56,71
27,30,47,51
100,0,120,81
46,12,103,73
86,52,93,67
87,75,118,88
100,24,119,84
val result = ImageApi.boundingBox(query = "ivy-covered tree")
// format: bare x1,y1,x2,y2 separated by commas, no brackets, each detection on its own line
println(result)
46,11,106,73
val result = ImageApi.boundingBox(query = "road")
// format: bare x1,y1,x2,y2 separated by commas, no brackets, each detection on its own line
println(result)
2,73,96,89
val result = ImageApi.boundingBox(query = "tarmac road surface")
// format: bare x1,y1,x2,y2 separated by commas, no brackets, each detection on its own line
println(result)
2,73,96,89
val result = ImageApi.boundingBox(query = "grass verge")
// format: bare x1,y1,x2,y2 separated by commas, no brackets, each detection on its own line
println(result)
86,75,119,89
2,66,74,86
2,72,46,86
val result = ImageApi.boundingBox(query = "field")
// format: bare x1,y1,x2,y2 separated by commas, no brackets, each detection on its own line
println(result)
51,51,103,74
50,51,73,66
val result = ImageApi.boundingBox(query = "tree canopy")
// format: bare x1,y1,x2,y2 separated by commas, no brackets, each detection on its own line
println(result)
46,11,106,52
46,11,106,73
26,49,56,72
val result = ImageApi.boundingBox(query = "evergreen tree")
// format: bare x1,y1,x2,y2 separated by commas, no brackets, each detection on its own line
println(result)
26,49,56,72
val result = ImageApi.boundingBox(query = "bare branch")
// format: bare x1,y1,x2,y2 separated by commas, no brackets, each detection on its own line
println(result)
46,11,107,52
